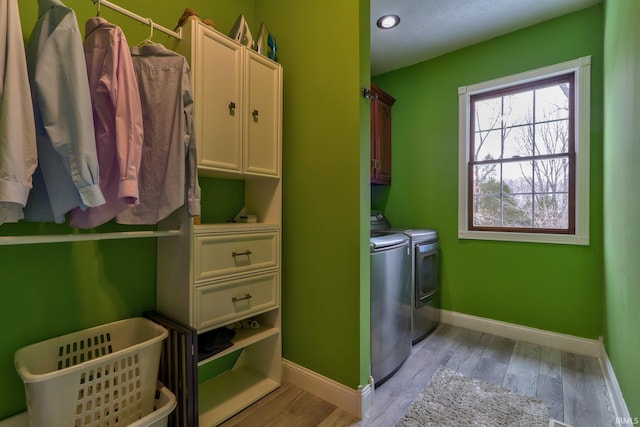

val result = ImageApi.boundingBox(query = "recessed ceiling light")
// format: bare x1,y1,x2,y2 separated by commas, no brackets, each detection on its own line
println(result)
376,14,400,30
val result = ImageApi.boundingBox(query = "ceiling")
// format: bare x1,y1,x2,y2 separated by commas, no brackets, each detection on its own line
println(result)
370,0,601,76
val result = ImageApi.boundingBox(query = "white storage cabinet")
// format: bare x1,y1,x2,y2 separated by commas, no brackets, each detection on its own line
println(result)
181,18,282,178
160,17,283,427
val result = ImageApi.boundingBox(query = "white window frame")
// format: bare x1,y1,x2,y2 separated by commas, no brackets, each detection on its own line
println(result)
458,56,591,245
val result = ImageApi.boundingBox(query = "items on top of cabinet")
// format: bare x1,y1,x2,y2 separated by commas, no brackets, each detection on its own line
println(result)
255,22,278,62
229,14,254,49
228,14,279,61
174,7,215,31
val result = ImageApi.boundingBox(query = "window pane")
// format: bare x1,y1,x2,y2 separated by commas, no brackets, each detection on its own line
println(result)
473,164,499,195
502,194,533,227
535,84,569,122
534,120,569,155
502,161,533,194
534,193,569,229
475,129,502,161
504,125,533,158
534,157,569,194
503,90,533,127
474,97,502,132
473,195,501,226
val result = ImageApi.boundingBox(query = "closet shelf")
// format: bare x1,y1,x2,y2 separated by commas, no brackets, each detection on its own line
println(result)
0,228,182,246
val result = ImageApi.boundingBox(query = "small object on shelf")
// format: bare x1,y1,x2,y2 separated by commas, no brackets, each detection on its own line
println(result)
242,318,260,329
174,7,215,30
228,321,242,330
198,327,236,361
267,33,278,62
238,214,257,223
229,14,254,48
255,22,278,61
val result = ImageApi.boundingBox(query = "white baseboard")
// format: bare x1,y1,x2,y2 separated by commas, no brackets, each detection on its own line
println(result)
599,346,633,426
282,359,372,419
440,309,602,357
0,412,26,427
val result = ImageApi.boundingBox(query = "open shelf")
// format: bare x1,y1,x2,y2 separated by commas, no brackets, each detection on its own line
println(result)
198,367,280,426
198,325,280,366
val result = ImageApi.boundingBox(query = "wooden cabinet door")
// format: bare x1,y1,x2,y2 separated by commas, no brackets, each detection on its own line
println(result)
194,23,243,174
244,50,282,177
370,84,395,185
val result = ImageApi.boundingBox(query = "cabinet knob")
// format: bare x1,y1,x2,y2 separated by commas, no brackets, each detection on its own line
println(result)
252,109,259,119
229,102,236,110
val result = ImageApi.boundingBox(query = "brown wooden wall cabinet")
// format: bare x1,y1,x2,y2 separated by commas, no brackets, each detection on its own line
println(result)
370,83,396,185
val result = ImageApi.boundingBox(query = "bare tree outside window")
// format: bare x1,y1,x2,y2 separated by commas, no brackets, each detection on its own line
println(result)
468,74,575,234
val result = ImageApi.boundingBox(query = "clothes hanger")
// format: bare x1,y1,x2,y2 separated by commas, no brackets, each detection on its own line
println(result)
136,19,156,46
95,0,101,16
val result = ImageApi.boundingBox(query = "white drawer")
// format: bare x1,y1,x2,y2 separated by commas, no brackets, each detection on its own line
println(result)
193,231,278,283
194,271,279,331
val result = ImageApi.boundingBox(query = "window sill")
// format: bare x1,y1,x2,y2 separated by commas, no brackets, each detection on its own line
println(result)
458,229,589,246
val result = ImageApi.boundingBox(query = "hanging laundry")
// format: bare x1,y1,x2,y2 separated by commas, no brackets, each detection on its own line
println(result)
117,43,200,225
23,0,105,224
68,17,143,229
0,0,37,225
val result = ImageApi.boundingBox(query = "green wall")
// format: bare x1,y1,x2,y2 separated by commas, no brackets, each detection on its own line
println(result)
603,0,640,418
4,0,370,420
255,0,371,388
373,5,604,339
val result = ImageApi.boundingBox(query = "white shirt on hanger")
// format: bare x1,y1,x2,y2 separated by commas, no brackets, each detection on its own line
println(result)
0,0,37,225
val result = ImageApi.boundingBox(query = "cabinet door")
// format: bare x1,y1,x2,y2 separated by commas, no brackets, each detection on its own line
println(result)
194,24,243,174
370,84,395,185
243,50,282,177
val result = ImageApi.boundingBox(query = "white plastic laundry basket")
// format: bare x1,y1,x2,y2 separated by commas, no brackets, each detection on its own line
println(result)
128,384,176,427
14,317,168,427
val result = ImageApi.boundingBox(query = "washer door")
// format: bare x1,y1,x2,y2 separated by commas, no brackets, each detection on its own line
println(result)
415,242,439,307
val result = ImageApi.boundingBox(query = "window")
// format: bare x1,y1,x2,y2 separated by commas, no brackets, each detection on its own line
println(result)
458,57,590,245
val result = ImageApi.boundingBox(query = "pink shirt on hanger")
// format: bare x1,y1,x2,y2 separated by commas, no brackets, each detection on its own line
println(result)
69,17,143,229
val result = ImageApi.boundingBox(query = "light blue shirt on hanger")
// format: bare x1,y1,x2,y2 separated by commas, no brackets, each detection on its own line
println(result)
23,0,105,224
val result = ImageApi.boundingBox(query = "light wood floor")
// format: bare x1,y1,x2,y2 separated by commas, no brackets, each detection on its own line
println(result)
219,323,616,427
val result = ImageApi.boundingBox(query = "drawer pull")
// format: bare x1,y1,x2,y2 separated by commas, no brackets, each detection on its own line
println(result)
232,250,252,257
232,293,252,303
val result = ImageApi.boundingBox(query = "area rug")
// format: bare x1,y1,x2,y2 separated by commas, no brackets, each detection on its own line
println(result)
395,367,549,426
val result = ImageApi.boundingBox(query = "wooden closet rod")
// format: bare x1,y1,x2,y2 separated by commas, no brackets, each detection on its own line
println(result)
92,0,182,40
0,228,182,246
